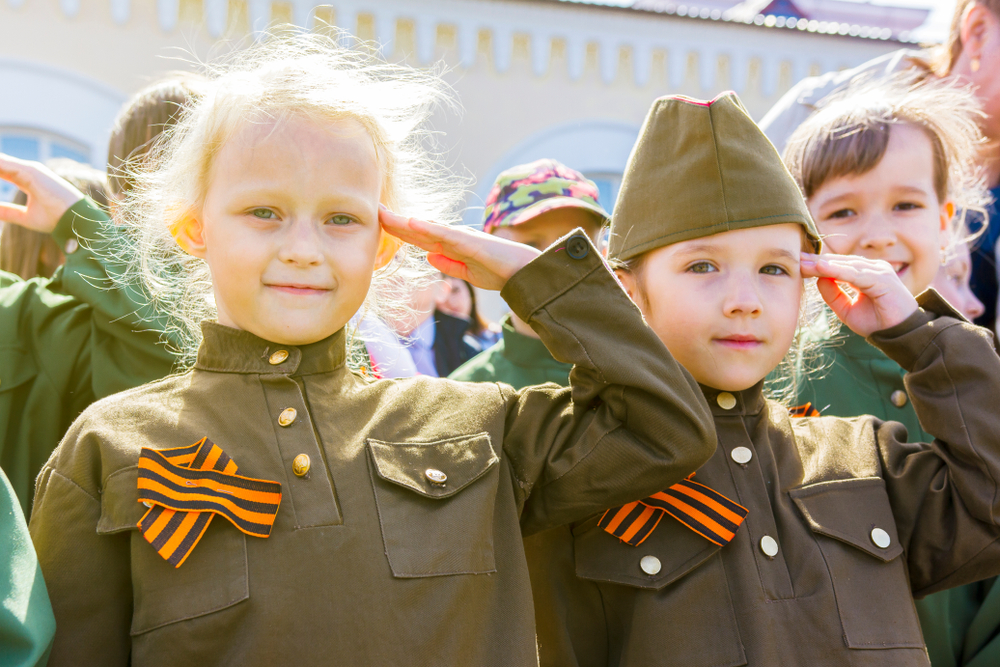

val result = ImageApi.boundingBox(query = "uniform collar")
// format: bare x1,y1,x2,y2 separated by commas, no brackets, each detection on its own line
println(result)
195,321,347,375
500,315,572,369
701,380,766,417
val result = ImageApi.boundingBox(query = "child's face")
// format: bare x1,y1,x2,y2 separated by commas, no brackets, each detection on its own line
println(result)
807,123,949,297
190,116,383,345
931,244,985,321
618,224,804,392
491,208,603,250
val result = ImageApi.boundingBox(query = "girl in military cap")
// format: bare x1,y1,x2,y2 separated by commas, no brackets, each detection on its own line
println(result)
28,28,717,666
530,91,1000,667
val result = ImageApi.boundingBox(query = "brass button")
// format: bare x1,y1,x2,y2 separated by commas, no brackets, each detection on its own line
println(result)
425,468,447,485
292,454,311,477
278,407,297,426
731,446,753,464
269,349,289,365
64,238,79,254
890,390,907,408
640,555,661,575
717,392,737,410
871,527,891,549
760,535,779,558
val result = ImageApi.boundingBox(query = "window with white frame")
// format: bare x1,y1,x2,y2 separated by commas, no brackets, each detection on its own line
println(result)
0,128,91,201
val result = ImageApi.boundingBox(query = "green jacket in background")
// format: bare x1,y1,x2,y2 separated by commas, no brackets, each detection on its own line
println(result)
0,198,176,515
0,466,53,667
796,325,1000,667
449,314,571,387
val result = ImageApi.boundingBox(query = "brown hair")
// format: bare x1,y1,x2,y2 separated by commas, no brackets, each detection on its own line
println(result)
0,158,109,279
784,72,989,248
932,0,1000,75
107,73,207,199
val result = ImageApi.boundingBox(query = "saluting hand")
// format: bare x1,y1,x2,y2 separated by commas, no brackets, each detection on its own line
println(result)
378,207,541,291
800,253,919,338
0,153,85,234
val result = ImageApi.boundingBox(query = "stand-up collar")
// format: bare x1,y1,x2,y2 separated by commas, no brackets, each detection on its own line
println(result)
700,380,767,418
195,321,347,375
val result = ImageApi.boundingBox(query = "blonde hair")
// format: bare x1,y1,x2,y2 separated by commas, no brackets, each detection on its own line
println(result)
113,27,465,368
784,71,991,254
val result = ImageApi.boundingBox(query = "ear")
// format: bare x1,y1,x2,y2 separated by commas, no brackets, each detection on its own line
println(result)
940,200,956,234
374,229,403,270
170,213,207,258
961,4,991,60
615,268,638,300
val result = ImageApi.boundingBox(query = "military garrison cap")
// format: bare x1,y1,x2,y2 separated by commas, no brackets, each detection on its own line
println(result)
608,92,821,261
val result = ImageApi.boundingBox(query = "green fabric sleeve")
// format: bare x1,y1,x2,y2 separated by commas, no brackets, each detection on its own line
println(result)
0,467,54,667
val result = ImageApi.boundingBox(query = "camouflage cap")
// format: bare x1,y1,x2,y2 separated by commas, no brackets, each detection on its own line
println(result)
609,92,821,261
482,159,610,234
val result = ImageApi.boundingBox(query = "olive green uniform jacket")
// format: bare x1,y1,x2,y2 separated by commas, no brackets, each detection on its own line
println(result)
797,329,1000,667
532,293,1000,666
0,466,54,667
29,235,717,667
0,198,175,515
449,314,573,387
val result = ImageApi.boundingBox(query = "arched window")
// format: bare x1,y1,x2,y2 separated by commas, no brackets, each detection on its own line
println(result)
0,128,91,200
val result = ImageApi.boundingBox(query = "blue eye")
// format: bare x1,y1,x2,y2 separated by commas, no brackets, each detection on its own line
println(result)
252,208,276,219
329,214,354,226
828,208,855,219
760,264,788,276
688,261,716,274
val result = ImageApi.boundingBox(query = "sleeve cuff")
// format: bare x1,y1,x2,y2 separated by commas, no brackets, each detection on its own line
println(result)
867,289,965,372
50,197,111,256
500,229,603,322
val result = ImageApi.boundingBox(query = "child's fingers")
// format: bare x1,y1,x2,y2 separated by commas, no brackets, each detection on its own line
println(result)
0,202,27,226
426,253,469,281
814,276,855,320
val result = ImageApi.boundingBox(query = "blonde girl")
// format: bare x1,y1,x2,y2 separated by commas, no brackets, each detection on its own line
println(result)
28,29,716,666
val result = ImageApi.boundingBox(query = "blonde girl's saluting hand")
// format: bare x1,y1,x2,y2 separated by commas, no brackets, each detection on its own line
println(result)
801,252,920,337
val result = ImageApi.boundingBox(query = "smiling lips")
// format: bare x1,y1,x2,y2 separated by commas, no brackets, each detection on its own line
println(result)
715,335,764,350
266,283,331,296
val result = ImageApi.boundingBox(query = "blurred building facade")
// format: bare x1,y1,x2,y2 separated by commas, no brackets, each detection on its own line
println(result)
0,0,926,213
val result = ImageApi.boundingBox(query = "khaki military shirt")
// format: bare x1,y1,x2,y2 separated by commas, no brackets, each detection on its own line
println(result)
29,235,716,667
533,293,1000,666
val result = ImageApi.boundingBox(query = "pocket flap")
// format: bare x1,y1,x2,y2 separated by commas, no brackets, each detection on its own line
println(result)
367,433,499,499
97,466,145,534
790,477,903,562
574,513,721,590
0,346,36,392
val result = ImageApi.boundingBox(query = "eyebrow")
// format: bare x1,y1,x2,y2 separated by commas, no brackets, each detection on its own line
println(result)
673,244,798,262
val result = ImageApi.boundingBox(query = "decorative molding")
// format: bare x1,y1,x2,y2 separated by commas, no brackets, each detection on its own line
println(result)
27,0,900,94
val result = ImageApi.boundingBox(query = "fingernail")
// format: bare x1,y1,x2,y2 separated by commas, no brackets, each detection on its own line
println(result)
378,203,388,211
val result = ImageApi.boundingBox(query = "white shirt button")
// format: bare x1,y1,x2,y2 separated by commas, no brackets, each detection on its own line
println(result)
731,447,752,464
716,392,737,410
871,528,891,549
64,238,79,254
640,555,661,575
760,535,779,558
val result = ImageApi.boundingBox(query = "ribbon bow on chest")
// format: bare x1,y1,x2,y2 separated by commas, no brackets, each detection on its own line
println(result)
599,477,748,547
137,437,282,568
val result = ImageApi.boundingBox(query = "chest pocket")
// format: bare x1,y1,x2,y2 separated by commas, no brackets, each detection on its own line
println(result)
97,466,249,635
367,433,500,577
574,513,747,667
790,476,924,649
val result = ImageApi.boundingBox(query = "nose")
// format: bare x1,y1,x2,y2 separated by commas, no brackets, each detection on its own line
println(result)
277,218,324,266
966,293,986,320
858,211,896,252
722,272,763,318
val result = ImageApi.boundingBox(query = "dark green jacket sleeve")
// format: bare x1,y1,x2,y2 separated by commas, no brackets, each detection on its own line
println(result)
497,231,718,534
0,467,54,666
0,198,176,512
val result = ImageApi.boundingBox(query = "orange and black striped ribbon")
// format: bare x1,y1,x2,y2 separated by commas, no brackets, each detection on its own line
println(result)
598,478,748,547
137,437,282,568
790,402,820,418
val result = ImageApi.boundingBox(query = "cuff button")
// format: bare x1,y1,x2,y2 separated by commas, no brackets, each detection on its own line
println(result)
566,236,589,260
